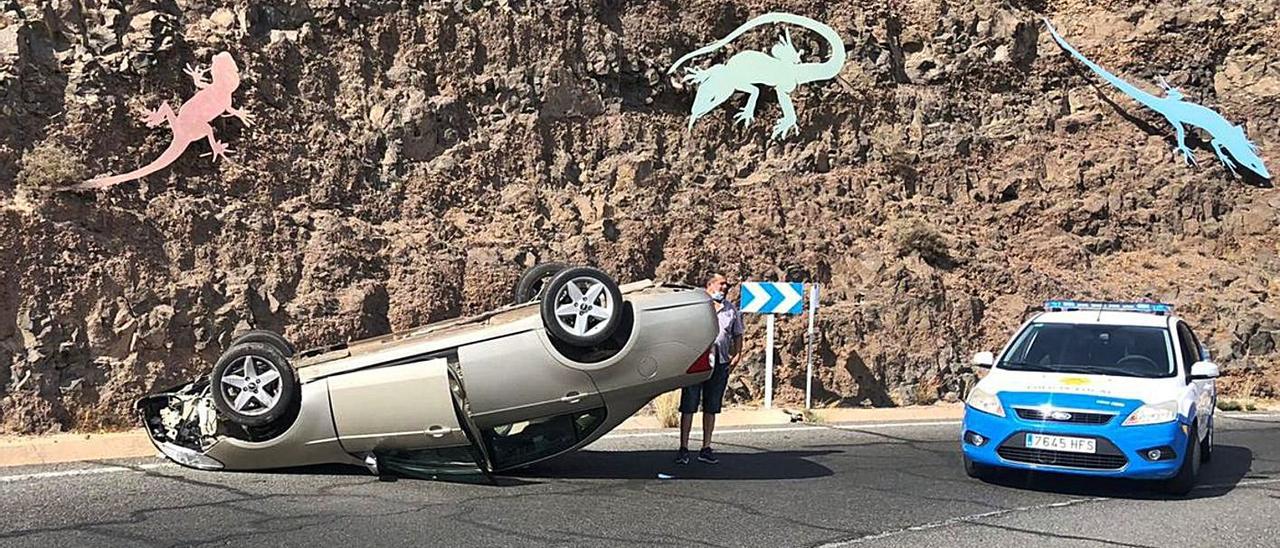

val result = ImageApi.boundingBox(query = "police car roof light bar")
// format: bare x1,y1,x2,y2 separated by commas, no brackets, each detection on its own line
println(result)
1043,300,1173,315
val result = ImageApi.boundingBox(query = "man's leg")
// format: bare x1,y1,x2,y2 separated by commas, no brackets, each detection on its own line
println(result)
680,412,694,450
676,384,702,464
701,412,716,449
697,362,731,464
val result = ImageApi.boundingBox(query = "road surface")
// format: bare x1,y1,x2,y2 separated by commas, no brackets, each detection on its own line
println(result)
1,414,1277,547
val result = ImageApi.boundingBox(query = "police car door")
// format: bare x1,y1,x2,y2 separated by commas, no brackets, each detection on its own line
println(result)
1175,322,1212,436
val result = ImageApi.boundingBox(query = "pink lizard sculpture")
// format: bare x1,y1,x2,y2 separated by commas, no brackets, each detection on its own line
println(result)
69,51,251,191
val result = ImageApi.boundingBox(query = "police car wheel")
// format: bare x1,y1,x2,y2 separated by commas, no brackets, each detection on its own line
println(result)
1199,418,1213,463
1162,425,1200,495
963,455,991,481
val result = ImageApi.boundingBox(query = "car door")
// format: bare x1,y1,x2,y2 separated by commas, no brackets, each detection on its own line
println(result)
1175,322,1212,436
456,331,604,427
327,357,477,454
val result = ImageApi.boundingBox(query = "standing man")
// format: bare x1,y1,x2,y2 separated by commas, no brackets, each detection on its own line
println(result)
676,273,744,465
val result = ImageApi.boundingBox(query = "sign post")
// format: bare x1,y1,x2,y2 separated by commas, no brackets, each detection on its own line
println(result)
805,284,819,410
740,281,805,410
764,314,775,409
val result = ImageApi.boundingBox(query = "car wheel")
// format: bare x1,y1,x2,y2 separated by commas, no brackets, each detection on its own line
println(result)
229,329,296,358
210,342,298,427
513,262,569,304
1200,417,1213,463
1162,424,1200,496
540,266,623,346
963,455,992,481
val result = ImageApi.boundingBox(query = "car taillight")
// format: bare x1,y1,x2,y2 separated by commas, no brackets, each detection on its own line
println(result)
686,347,713,374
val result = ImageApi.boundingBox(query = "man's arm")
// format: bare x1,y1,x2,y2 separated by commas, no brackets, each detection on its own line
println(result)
730,335,743,368
729,308,745,367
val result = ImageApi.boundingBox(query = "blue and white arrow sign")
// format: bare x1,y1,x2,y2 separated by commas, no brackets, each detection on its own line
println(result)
739,282,805,315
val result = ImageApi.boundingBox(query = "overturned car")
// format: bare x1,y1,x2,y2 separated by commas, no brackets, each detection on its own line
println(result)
138,265,718,477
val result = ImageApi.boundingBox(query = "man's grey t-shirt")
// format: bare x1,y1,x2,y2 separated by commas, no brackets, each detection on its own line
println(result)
713,300,745,365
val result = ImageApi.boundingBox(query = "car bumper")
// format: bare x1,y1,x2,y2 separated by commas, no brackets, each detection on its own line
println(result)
961,407,1189,480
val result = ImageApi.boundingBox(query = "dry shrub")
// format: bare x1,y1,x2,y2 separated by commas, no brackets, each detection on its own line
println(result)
887,218,950,266
17,142,85,189
655,390,681,428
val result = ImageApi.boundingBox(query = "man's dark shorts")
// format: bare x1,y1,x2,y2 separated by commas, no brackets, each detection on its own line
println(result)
680,362,730,414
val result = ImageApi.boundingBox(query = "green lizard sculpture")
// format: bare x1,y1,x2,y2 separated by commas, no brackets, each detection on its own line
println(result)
1045,18,1270,180
668,13,847,140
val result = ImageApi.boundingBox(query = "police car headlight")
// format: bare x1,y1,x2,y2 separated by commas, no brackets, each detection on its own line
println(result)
965,387,1005,418
1122,401,1179,426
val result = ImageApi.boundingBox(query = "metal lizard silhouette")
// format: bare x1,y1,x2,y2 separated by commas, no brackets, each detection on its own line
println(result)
668,12,846,140
69,51,251,191
1044,18,1270,180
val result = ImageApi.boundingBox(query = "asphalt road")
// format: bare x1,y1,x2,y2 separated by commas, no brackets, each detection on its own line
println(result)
1,414,1278,547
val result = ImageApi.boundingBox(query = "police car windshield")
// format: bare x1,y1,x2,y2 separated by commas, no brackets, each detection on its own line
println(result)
998,323,1175,378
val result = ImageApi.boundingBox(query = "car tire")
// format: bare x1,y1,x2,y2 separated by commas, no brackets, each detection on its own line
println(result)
1162,424,1200,496
513,262,569,304
963,455,991,481
229,329,296,358
210,342,299,427
540,266,623,347
1200,417,1213,463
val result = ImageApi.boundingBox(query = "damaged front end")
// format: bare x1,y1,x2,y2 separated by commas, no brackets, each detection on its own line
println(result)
137,380,226,470
137,374,361,472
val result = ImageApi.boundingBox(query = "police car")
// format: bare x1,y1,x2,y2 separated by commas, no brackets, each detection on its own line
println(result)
961,301,1219,494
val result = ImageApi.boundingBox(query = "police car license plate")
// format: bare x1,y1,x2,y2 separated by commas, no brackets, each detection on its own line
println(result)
1026,433,1096,454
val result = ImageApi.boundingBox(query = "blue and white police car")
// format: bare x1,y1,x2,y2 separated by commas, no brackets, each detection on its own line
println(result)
961,300,1219,494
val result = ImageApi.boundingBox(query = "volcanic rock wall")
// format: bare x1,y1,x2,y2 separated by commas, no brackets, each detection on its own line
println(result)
1,0,1278,433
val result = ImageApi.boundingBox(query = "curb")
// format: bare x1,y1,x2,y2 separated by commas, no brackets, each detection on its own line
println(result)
0,404,967,469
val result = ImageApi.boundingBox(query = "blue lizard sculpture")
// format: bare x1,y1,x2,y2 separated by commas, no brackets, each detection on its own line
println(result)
668,13,846,140
1044,18,1270,180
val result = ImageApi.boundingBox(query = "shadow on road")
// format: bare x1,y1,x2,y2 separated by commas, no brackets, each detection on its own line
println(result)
979,445,1254,500
514,449,838,481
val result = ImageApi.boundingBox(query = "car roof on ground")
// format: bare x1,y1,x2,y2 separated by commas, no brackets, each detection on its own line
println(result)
1033,310,1174,328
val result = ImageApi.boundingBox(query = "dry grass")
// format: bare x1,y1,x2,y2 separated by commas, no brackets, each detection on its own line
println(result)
887,218,950,266
17,142,86,189
1219,376,1261,412
801,408,826,424
913,379,941,406
655,390,681,428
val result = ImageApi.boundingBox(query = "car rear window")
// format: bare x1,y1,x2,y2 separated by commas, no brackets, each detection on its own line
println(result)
999,323,1176,378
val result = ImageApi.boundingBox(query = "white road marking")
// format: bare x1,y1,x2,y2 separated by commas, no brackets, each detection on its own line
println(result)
814,476,1280,546
814,496,1110,547
1,415,1275,487
0,463,170,483
0,421,958,483
1220,412,1280,419
602,420,961,439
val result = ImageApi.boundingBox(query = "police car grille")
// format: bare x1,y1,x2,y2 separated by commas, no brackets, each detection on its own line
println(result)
997,447,1128,470
1014,408,1114,425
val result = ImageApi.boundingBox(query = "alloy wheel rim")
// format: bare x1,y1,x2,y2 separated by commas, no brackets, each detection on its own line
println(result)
553,276,614,337
220,355,283,416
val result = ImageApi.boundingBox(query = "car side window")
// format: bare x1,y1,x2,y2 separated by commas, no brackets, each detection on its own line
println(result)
482,407,607,470
1186,326,1206,361
1175,323,1198,379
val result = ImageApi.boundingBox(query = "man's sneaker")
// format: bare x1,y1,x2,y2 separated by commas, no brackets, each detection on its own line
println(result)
675,448,690,465
697,447,719,464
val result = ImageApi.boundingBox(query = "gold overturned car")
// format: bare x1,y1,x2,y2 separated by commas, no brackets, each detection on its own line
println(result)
138,265,717,477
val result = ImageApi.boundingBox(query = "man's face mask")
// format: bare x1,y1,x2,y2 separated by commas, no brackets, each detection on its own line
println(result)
710,291,725,302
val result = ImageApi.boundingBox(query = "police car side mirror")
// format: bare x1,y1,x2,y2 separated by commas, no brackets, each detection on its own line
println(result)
1189,361,1219,380
972,351,995,368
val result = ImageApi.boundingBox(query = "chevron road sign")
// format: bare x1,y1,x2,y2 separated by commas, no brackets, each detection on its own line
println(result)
739,282,804,315
737,281,810,409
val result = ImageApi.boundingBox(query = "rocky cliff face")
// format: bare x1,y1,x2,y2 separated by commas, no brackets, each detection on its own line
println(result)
1,0,1277,433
